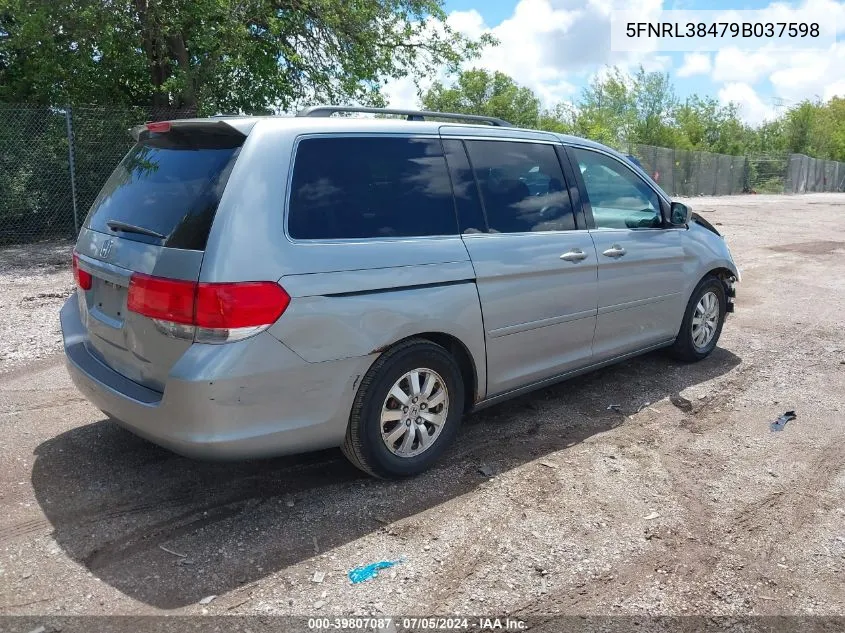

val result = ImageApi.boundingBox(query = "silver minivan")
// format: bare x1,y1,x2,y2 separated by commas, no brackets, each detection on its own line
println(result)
61,106,739,478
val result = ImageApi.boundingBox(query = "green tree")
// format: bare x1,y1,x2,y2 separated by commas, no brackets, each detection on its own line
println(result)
0,0,493,113
825,97,845,161
783,101,818,156
777,99,845,160
571,67,634,149
675,96,754,155
575,66,679,149
750,118,788,154
630,68,677,147
421,68,541,128
538,102,575,134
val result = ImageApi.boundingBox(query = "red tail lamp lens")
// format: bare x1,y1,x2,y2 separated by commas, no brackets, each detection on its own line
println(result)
194,282,290,329
127,273,290,329
127,274,196,324
72,252,92,290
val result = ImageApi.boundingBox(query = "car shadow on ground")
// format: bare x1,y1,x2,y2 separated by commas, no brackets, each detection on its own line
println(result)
31,347,741,609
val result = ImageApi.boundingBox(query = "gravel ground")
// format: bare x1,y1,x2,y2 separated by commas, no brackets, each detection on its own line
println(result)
0,240,74,372
0,194,843,621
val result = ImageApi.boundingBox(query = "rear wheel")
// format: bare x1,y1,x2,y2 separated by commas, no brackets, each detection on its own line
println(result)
669,275,726,362
342,339,464,478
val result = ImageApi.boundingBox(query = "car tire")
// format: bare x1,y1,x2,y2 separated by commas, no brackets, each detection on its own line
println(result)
669,275,727,362
342,338,464,479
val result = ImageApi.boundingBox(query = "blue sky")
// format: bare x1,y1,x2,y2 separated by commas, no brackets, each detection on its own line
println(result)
384,0,845,125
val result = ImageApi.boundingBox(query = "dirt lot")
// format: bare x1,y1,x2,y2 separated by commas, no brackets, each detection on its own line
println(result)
0,194,844,620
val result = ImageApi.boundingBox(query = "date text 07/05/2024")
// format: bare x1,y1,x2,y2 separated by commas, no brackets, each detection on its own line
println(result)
306,617,527,630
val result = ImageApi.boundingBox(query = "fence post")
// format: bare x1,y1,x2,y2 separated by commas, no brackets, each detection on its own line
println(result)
671,148,676,196
65,106,80,235
697,152,702,195
713,153,719,196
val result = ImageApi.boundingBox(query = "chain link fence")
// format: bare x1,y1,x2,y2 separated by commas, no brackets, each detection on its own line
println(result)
628,144,799,196
0,104,195,245
2,104,845,245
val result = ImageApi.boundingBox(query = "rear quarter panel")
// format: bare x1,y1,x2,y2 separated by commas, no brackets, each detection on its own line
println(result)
202,120,488,400
270,264,488,400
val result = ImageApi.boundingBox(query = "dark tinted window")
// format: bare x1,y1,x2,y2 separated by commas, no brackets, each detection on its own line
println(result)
442,139,486,234
288,137,458,240
464,140,575,233
84,128,242,250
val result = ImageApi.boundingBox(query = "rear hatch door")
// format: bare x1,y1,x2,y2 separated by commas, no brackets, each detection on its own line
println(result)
74,120,246,392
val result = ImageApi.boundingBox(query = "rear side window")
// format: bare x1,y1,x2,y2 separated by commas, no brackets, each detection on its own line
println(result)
84,126,243,250
288,137,458,240
464,140,575,234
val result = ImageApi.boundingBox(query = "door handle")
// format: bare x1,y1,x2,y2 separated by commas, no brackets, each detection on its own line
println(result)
602,244,627,258
560,249,588,262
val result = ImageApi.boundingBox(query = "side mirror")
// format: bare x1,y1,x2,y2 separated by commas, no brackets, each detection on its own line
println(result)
669,201,692,226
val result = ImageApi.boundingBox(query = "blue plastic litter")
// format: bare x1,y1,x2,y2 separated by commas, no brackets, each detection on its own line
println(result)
348,557,404,584
770,410,796,432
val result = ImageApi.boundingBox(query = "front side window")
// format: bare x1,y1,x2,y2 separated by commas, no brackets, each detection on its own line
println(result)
572,147,662,230
288,136,458,239
464,140,575,234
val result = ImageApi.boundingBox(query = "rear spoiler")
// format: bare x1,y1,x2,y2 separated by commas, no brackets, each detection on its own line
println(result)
129,119,254,142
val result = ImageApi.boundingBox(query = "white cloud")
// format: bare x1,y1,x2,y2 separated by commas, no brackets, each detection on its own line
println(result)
677,53,711,78
823,79,845,100
384,0,666,110
465,0,580,105
712,48,780,84
384,0,845,126
446,8,487,38
383,76,424,111
705,0,845,122
640,55,673,72
718,83,776,125
708,41,845,114
769,45,845,103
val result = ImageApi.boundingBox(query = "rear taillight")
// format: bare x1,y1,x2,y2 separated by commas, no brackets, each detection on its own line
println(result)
126,274,196,324
127,273,290,343
195,282,290,329
72,252,92,290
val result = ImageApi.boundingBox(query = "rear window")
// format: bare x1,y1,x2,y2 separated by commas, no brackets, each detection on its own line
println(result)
83,127,242,250
288,136,459,240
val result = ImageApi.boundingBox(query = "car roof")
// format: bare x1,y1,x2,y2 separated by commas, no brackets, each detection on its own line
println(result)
169,114,616,152
159,113,666,200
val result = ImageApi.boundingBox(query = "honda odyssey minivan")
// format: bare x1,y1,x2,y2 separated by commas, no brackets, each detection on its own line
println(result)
61,106,739,478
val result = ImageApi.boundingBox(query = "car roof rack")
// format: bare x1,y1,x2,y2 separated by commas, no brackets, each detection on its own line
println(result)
296,105,513,127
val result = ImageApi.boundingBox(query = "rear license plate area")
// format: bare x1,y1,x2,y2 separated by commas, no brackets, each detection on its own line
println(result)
92,277,128,322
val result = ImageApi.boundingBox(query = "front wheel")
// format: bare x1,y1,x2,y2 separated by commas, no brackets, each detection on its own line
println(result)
669,275,726,362
342,339,464,478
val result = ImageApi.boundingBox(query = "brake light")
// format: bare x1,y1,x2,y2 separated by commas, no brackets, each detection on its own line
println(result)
146,121,171,133
195,282,290,329
127,274,196,324
72,252,92,290
127,273,290,343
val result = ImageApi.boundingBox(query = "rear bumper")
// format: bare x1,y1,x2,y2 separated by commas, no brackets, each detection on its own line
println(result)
60,296,374,460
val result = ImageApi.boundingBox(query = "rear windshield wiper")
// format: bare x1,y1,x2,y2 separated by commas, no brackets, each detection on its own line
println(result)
106,220,166,240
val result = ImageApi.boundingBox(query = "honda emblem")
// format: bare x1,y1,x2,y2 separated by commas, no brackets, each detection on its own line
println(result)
99,239,114,260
